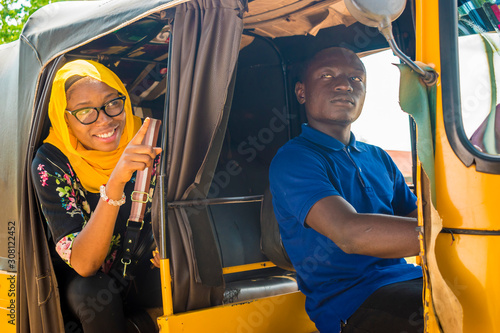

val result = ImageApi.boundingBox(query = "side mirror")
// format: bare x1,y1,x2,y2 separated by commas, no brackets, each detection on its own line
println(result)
344,0,406,41
344,0,438,85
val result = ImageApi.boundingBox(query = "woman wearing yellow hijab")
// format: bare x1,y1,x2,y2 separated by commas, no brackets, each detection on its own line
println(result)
31,60,161,332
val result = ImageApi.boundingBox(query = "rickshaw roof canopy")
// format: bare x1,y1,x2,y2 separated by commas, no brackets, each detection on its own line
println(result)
13,0,356,68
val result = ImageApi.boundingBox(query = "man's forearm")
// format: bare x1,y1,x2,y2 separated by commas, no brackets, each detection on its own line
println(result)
306,195,420,259
338,214,419,258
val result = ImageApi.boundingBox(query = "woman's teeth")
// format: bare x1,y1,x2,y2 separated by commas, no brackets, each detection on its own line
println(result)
96,129,115,138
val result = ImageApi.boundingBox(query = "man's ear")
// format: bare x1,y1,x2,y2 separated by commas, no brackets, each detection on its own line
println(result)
295,81,306,105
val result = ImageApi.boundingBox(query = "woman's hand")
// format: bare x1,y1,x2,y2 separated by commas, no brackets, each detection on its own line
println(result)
150,248,161,268
70,118,161,277
109,117,162,188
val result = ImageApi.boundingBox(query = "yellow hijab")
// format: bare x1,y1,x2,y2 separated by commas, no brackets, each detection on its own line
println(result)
44,60,142,193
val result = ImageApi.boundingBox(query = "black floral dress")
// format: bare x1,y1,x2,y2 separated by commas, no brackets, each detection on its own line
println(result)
31,143,157,274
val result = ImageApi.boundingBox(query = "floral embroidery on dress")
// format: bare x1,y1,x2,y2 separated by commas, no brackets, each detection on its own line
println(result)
37,163,91,219
36,148,159,273
37,164,49,187
55,232,80,266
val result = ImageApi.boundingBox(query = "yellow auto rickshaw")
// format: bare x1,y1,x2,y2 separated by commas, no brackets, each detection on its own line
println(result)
1,0,499,332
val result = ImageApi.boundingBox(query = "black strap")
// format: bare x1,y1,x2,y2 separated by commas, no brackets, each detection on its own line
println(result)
121,220,145,278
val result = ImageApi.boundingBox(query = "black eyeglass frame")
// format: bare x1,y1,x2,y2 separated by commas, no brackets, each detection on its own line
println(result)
66,95,127,125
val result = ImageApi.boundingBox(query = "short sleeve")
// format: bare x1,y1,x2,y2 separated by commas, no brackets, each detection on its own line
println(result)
391,166,417,216
379,149,417,216
269,146,339,226
55,232,80,266
31,145,90,246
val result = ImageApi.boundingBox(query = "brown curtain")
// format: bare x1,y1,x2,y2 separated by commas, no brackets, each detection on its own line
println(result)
160,0,246,312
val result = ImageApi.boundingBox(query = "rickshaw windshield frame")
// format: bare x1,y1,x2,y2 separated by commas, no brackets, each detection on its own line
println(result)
440,0,500,174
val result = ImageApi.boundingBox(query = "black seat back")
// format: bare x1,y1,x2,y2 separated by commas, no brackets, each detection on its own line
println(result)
260,187,294,271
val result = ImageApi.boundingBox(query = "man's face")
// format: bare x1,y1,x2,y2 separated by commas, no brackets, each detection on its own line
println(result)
295,48,366,131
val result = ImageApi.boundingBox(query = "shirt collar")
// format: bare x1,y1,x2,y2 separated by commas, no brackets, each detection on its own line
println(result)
300,123,364,152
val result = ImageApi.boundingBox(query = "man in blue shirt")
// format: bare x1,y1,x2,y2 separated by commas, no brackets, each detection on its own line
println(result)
269,47,423,333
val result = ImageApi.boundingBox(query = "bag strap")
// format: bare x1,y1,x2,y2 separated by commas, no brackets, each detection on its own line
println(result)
122,118,161,278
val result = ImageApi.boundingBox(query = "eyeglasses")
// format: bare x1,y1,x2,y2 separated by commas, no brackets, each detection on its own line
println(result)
66,95,126,125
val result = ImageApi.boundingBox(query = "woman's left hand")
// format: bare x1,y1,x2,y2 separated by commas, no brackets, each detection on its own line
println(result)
150,248,161,268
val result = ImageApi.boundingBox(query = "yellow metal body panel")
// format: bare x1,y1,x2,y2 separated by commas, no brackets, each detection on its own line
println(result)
415,1,442,331
0,271,16,332
160,258,174,316
158,258,315,332
157,291,317,333
435,234,500,332
222,261,276,275
418,0,500,332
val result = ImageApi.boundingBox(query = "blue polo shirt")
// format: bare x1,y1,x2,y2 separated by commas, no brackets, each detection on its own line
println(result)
269,124,422,332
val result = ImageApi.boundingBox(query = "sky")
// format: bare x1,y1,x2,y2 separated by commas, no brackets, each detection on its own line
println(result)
352,50,412,152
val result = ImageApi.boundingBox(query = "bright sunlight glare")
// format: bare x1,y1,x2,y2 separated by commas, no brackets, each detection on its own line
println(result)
353,50,411,152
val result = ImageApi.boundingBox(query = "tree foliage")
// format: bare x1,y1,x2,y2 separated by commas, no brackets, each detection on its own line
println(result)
0,0,65,44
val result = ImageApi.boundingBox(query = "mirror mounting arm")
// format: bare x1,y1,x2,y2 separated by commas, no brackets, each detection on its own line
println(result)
385,32,439,86
345,0,438,86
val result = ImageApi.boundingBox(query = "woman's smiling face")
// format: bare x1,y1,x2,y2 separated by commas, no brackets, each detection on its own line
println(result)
65,77,126,152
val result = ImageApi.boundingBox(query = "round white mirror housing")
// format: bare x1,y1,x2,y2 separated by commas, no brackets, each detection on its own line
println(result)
343,0,406,40
344,0,438,85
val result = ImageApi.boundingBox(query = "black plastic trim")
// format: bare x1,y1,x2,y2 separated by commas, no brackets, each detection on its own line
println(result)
439,1,500,174
441,228,500,236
